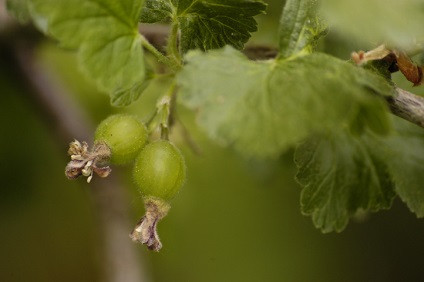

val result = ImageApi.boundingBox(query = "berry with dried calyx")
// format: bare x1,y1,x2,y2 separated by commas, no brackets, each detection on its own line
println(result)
130,140,186,251
65,114,147,183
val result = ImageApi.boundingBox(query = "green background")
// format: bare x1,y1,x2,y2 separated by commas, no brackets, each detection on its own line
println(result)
2,0,424,281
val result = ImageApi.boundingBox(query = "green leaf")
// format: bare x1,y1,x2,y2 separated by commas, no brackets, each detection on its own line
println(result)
6,0,30,23
384,119,424,217
111,63,154,106
294,130,395,233
30,0,147,106
348,99,392,136
278,0,327,60
176,0,267,53
295,117,424,232
140,0,266,52
178,46,393,158
321,0,424,49
139,0,173,23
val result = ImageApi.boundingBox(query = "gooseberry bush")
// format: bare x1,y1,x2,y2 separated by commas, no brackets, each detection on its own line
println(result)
7,0,424,250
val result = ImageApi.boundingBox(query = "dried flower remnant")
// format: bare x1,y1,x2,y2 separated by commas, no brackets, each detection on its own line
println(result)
394,51,423,86
351,44,392,65
352,44,424,86
129,197,171,252
65,140,112,183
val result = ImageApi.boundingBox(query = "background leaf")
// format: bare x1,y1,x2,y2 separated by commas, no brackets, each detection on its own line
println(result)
295,117,424,232
321,0,424,50
6,0,31,23
30,0,147,106
295,130,395,233
178,46,393,158
176,0,267,53
278,0,327,60
384,119,424,217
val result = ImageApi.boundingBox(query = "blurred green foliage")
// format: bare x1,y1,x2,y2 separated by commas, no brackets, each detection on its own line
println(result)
322,0,424,50
2,0,424,281
0,47,101,281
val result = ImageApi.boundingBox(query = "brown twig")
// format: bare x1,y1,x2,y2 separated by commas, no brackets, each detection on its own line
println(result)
138,23,278,60
7,40,151,282
138,24,424,128
4,19,424,132
0,6,150,278
4,8,424,175
388,87,424,128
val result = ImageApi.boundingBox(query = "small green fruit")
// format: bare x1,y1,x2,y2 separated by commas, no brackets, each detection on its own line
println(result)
133,140,186,201
94,114,147,165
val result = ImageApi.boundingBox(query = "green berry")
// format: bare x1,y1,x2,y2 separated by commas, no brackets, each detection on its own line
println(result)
133,140,186,201
94,114,147,165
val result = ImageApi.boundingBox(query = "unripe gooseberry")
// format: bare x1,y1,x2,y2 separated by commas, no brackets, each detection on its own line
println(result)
94,114,147,165
133,140,186,201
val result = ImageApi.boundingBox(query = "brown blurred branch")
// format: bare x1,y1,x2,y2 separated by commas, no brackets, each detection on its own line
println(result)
388,87,424,128
138,23,278,60
3,5,424,131
137,24,424,128
12,45,151,282
0,12,151,281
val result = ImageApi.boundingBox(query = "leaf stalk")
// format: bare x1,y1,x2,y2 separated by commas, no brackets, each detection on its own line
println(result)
141,36,180,70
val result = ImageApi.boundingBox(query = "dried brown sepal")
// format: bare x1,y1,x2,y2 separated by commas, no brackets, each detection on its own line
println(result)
65,140,112,183
352,44,424,86
130,197,171,252
394,51,423,86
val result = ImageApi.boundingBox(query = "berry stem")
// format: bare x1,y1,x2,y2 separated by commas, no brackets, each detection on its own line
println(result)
146,82,177,140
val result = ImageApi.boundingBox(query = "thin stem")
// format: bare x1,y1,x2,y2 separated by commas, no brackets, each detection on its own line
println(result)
159,82,177,140
164,80,177,99
145,108,160,129
145,82,177,139
141,36,179,70
166,22,182,64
